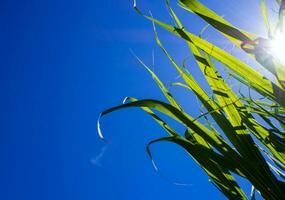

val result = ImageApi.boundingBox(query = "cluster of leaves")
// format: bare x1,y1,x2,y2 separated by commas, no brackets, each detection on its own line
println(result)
98,0,285,199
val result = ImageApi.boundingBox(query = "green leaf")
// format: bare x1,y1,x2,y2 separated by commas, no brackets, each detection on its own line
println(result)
178,0,257,45
146,135,247,199
261,0,271,37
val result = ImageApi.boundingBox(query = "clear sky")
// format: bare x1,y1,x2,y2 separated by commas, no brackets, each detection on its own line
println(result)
0,0,273,199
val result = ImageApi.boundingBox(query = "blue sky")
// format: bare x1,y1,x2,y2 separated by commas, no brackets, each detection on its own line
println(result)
0,0,274,199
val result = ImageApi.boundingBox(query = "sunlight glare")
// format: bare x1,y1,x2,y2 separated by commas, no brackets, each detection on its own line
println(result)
270,32,285,65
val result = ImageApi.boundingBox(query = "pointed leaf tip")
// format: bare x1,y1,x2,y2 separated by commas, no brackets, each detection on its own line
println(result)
123,97,130,104
146,141,159,172
97,113,104,140
151,159,159,171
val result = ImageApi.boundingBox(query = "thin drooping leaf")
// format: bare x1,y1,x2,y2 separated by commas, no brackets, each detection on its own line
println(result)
100,98,250,171
100,99,234,157
146,136,247,199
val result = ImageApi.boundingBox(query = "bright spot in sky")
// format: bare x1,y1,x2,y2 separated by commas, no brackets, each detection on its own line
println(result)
270,32,285,65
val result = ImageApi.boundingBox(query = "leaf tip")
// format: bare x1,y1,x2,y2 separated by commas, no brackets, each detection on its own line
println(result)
97,113,105,140
123,96,130,104
151,159,159,172
146,143,159,172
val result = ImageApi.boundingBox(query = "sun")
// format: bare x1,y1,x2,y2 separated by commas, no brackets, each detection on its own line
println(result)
269,32,285,65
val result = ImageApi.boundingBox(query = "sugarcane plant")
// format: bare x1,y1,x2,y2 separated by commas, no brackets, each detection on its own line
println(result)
98,0,285,199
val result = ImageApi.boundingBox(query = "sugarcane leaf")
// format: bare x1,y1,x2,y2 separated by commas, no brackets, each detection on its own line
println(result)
261,0,271,37
99,98,245,165
178,0,257,46
124,97,179,137
146,135,247,199
131,51,182,111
